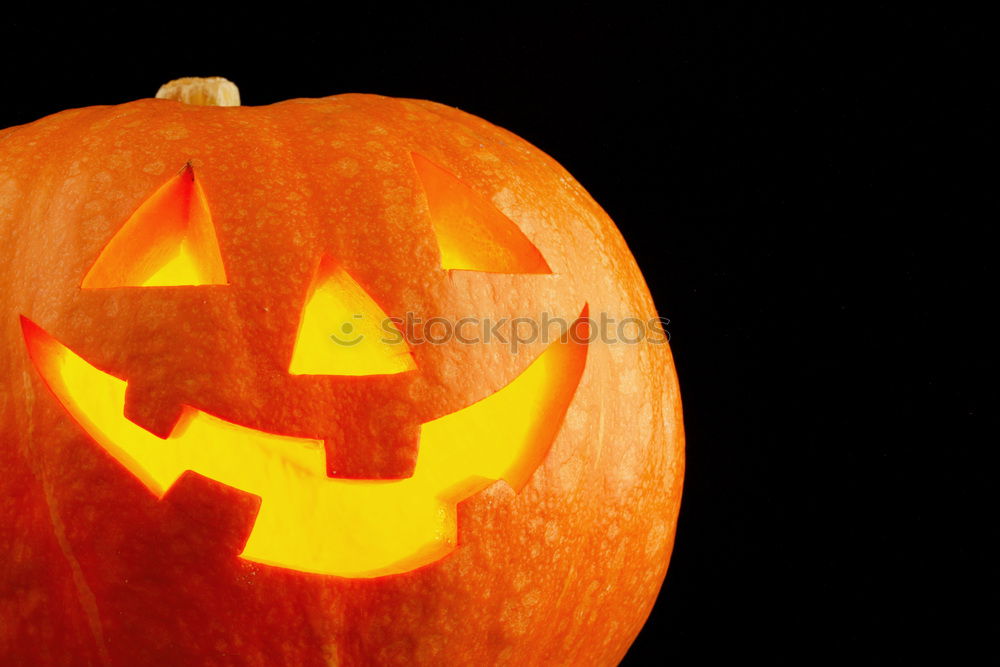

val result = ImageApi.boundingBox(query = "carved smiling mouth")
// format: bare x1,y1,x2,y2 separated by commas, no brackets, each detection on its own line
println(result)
20,310,588,578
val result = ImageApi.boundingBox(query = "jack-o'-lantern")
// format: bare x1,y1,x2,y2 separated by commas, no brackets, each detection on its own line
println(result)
0,77,683,665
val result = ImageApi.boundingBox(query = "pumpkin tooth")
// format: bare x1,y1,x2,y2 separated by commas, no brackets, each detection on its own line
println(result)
123,382,186,440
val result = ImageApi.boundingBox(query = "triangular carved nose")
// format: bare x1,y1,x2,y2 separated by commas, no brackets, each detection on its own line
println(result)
288,255,415,376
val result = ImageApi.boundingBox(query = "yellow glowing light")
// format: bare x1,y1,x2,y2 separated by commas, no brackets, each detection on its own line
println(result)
20,311,588,578
141,240,200,287
81,166,228,288
288,256,416,376
411,153,551,274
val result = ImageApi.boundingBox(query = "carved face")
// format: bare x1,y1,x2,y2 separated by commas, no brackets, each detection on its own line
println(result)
2,94,680,665
21,155,589,577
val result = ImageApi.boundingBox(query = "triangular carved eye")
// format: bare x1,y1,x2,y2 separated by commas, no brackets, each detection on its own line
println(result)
411,153,551,274
81,166,228,288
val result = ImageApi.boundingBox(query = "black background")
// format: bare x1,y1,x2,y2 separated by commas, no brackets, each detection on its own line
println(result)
2,6,991,664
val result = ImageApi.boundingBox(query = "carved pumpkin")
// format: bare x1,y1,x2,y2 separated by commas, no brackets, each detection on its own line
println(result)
0,78,683,665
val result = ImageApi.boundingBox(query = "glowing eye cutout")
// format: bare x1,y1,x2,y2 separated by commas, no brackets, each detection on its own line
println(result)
411,153,551,274
288,255,416,376
81,165,227,288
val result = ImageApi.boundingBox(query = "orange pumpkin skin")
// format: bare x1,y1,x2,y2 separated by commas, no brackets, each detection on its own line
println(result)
0,94,683,665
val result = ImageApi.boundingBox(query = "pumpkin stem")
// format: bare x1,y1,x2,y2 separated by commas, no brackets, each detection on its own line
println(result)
155,77,240,106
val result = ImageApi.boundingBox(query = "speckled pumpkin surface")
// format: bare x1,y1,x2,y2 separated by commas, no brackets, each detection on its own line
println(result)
0,91,683,666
